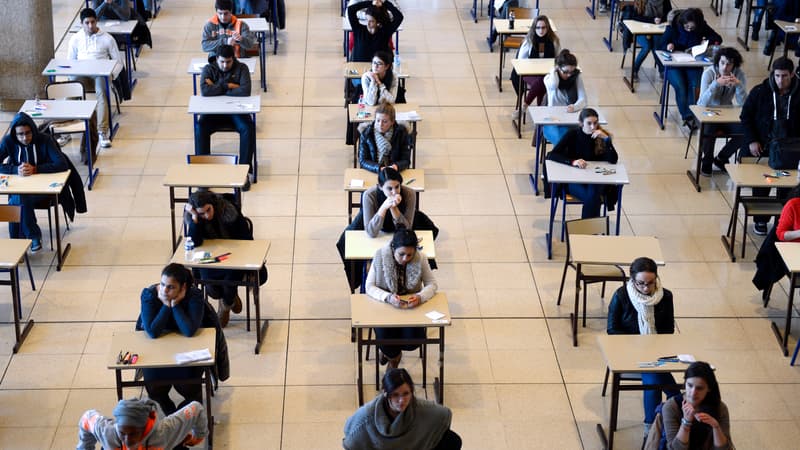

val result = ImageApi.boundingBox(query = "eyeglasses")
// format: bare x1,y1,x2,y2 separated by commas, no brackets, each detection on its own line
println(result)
559,67,577,76
634,279,657,289
534,26,548,30
372,60,386,67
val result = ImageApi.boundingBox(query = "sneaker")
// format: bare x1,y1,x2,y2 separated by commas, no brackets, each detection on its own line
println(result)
753,222,768,236
56,135,72,147
700,162,712,177
99,132,111,148
713,157,728,173
231,293,243,314
218,301,231,328
30,239,42,253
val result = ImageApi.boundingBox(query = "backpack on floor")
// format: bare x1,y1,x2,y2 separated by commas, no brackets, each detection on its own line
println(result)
643,394,683,450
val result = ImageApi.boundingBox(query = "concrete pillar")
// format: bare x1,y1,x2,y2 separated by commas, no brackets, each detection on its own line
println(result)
0,0,54,111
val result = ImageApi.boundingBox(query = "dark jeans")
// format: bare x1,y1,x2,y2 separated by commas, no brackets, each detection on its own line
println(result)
633,35,662,74
434,429,463,450
8,194,45,240
197,267,245,306
194,114,255,171
665,67,703,120
565,183,604,219
641,372,679,424
701,123,744,165
753,186,790,224
143,366,203,416
375,326,426,358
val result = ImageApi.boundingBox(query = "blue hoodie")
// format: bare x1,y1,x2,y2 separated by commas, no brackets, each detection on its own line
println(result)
0,112,68,175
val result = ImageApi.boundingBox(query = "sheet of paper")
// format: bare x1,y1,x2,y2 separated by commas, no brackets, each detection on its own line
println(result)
396,111,421,121
670,52,695,63
175,348,212,364
691,40,709,58
193,63,206,71
678,354,696,363
349,178,364,188
425,310,446,321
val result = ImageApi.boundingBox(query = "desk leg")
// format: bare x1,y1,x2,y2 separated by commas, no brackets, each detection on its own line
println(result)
205,367,214,449
622,33,637,92
653,66,669,129
53,193,71,271
595,371,621,449
115,369,123,400
486,3,495,52
513,70,524,138
615,187,623,235
530,125,542,195
471,0,478,22
602,0,616,51
357,328,365,405
271,0,280,54
586,0,597,20
170,187,178,252
737,3,753,51
260,31,267,92
771,272,795,356
721,186,741,262
686,123,703,192
572,263,580,347
10,267,34,354
105,76,118,140
126,35,137,93
84,119,98,190
253,272,268,355
436,326,445,404
352,123,358,167
547,183,557,259
495,34,505,92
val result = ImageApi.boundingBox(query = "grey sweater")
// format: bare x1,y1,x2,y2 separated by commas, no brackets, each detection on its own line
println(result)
697,66,747,107
662,397,732,450
362,184,416,237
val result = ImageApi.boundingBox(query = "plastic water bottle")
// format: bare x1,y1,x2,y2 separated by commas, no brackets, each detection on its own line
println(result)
184,236,195,261
393,53,402,76
508,11,515,30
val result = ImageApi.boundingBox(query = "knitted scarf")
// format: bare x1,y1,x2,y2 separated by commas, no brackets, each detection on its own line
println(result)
376,244,422,295
625,278,664,335
374,126,395,167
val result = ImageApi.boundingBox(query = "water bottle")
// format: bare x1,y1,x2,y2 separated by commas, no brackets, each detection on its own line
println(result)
393,53,402,76
508,11,515,30
357,94,366,118
184,236,195,261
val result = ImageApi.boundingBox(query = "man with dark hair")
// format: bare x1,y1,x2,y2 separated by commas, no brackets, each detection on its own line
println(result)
201,0,255,58
194,44,254,186
77,398,208,449
68,7,121,149
740,57,800,235
0,113,69,253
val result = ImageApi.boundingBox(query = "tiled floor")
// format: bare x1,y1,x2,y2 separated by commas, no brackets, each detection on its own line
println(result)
1,0,800,448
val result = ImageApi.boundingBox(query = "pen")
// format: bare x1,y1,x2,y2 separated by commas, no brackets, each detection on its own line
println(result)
658,355,677,360
405,178,415,185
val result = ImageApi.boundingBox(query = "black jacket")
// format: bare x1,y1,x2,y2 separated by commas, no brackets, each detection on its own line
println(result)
660,15,722,51
607,286,675,335
200,55,252,97
186,195,252,245
347,0,403,62
358,123,412,173
1,113,69,175
753,225,787,291
740,75,800,150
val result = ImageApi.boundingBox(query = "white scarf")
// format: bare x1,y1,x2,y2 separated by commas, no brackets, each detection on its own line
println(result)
625,278,664,335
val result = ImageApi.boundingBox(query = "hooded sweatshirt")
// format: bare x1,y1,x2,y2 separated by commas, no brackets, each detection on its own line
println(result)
77,399,208,450
0,112,68,175
201,14,256,58
740,72,800,147
199,54,252,97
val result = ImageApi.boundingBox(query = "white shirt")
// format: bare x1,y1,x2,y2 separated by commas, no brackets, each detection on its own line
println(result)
68,28,121,63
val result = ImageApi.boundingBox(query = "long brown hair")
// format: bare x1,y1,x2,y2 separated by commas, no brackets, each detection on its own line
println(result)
524,15,560,49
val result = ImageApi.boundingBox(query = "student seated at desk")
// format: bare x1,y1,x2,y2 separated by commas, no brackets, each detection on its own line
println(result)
77,398,208,450
696,47,747,176
336,168,438,292
137,263,230,418
362,50,399,105
359,102,412,173
659,8,722,131
510,15,560,111
92,0,130,20
543,49,586,146
0,112,70,253
776,185,800,242
194,44,255,188
607,257,678,440
366,228,437,369
545,108,619,218
202,0,256,59
185,191,252,327
68,7,123,149
740,57,800,236
347,0,403,63
620,0,672,79
762,0,800,56
651,361,733,450
343,368,462,450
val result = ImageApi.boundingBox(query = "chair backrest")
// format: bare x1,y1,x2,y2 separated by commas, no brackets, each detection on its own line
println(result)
45,81,85,100
187,154,239,165
565,216,610,238
509,7,536,19
0,205,22,223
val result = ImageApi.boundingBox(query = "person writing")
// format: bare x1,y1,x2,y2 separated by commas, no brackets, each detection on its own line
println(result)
607,257,678,440
365,227,437,369
545,108,619,218
358,101,412,173
343,368,462,450
660,361,733,450
510,15,560,111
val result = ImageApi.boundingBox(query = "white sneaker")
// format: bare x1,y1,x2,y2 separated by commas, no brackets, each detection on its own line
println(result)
99,132,111,148
56,135,72,147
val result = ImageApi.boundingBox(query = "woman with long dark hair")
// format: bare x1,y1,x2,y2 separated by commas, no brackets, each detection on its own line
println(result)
510,15,560,111
361,50,398,105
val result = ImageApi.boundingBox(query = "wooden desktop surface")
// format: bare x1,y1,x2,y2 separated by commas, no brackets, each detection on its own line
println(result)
351,292,450,328
108,328,216,370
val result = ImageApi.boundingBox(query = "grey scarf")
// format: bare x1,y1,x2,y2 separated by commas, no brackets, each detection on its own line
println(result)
377,244,422,295
374,126,394,167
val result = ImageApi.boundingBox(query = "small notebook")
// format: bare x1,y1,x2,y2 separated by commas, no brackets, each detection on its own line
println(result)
175,348,212,364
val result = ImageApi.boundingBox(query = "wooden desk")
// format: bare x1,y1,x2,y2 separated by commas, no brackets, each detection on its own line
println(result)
736,0,770,51
773,242,800,356
344,168,425,223
108,328,215,447
494,18,535,92
528,107,608,195
544,161,630,260
620,20,666,93
43,58,120,139
568,235,664,346
69,20,139,93
19,99,99,189
0,171,71,270
170,239,270,354
721,163,794,262
768,21,800,69
345,230,435,294
347,103,422,167
187,57,257,95
687,106,743,192
342,62,409,110
653,51,712,130
238,17,269,91
351,292,450,405
596,334,705,450
510,59,553,138
162,164,250,251
0,239,34,353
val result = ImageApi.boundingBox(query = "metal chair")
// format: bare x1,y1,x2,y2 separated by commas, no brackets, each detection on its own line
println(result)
0,206,36,291
45,81,88,143
501,8,536,69
557,217,627,327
